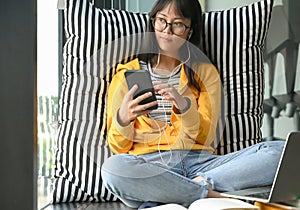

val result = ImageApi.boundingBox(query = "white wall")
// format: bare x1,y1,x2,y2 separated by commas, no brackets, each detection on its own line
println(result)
205,0,283,11
126,0,156,13
205,0,259,11
126,0,206,13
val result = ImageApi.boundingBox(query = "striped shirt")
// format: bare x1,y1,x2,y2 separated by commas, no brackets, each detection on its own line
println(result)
140,61,181,124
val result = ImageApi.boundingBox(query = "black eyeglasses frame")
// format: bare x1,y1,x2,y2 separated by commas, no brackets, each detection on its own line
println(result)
151,17,191,36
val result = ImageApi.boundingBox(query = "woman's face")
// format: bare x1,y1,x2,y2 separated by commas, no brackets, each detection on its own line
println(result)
153,2,191,57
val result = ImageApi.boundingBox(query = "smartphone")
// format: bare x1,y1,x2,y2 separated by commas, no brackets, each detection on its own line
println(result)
125,70,158,110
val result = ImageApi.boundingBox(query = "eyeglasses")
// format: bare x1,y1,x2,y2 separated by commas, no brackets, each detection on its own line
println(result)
151,17,190,36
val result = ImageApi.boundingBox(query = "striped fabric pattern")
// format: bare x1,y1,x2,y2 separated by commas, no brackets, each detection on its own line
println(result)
52,0,147,203
202,0,273,155
52,0,273,203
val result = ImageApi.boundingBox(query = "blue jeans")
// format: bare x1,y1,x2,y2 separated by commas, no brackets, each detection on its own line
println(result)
101,140,284,208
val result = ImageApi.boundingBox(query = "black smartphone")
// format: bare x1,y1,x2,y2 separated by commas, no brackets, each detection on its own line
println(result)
125,70,158,110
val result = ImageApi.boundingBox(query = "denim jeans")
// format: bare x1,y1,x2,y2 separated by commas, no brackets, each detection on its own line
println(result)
101,140,284,208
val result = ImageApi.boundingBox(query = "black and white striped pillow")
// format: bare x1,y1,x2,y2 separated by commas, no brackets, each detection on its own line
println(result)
52,0,148,203
52,0,273,203
203,0,273,155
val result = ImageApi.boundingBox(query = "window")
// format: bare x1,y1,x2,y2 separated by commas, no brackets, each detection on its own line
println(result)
37,0,59,209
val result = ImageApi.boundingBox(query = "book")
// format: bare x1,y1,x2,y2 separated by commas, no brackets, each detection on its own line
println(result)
255,201,300,210
139,198,259,210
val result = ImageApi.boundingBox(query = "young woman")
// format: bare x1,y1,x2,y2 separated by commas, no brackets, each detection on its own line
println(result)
101,0,284,208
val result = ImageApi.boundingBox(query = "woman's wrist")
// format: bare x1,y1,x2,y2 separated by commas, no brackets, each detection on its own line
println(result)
174,97,191,114
117,109,131,127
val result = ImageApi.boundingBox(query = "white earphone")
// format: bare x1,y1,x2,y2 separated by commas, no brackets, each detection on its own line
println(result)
188,30,193,40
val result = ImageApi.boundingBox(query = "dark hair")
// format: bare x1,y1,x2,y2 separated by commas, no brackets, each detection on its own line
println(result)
139,0,203,91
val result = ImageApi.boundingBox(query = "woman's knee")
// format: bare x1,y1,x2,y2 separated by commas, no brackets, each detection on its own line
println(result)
102,154,151,180
258,140,285,154
101,155,138,193
102,154,136,175
254,140,285,167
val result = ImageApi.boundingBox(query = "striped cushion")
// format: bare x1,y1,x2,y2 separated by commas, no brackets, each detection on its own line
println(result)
52,0,273,203
52,0,147,203
203,0,273,155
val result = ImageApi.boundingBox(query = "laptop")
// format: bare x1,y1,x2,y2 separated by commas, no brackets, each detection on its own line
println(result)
221,132,300,204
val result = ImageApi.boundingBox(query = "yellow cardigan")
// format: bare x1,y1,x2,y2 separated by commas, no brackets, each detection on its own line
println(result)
106,58,221,155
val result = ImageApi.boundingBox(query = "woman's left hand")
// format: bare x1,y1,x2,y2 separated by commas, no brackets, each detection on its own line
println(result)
153,81,187,110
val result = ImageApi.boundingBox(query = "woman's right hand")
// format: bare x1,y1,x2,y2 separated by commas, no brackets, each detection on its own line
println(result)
117,84,158,126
